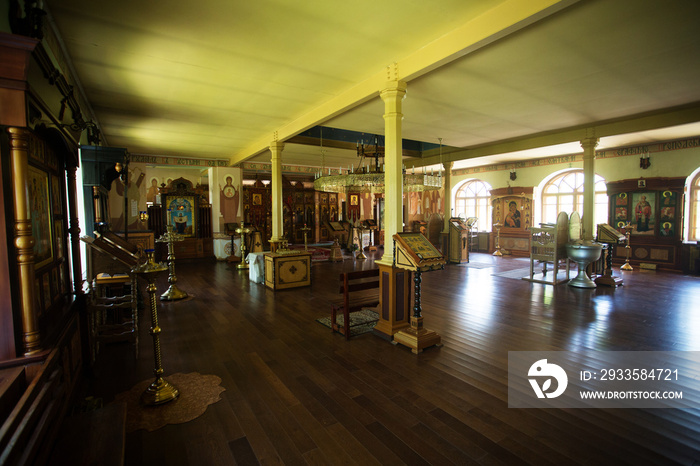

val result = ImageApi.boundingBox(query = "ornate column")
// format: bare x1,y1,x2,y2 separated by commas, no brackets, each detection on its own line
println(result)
66,163,83,295
8,127,41,355
269,140,285,243
581,136,599,241
374,80,411,341
377,80,407,266
442,161,453,234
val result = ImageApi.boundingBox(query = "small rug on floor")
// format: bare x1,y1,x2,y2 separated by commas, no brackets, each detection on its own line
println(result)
492,268,534,279
455,262,494,269
161,294,196,304
113,372,225,433
288,244,332,262
316,309,379,336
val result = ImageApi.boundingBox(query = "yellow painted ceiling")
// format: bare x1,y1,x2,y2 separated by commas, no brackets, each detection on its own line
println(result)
45,0,700,171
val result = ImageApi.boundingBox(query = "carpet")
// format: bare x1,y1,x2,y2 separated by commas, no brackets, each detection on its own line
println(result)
113,372,225,433
491,268,533,279
288,244,332,262
316,309,379,337
161,294,196,304
455,262,494,269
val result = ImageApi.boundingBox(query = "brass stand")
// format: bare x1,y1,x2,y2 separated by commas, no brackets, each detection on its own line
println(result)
493,222,503,256
235,222,252,270
621,223,633,271
156,225,188,301
393,270,442,354
355,227,366,260
330,238,343,262
300,225,311,251
132,251,179,406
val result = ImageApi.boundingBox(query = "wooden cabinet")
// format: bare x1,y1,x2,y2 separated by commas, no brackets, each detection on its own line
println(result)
264,251,312,290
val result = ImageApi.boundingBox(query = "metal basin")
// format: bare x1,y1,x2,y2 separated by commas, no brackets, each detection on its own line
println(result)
566,241,603,288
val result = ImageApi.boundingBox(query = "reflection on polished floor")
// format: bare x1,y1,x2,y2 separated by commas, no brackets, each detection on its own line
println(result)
77,252,700,465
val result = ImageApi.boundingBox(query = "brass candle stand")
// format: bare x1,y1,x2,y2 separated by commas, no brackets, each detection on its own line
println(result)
156,224,188,301
235,222,252,269
493,222,503,256
355,226,367,260
621,222,633,271
300,224,312,251
132,250,179,406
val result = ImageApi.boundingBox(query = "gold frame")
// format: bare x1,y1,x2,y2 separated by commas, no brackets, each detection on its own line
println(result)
165,195,198,238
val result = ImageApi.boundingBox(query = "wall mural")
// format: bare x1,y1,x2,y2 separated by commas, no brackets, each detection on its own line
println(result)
220,174,240,224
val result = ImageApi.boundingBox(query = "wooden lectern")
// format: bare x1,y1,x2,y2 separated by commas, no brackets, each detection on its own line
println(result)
388,232,446,354
448,217,470,264
595,223,627,287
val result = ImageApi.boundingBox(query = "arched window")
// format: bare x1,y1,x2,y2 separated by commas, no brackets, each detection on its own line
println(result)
454,179,492,231
688,171,700,241
540,171,608,227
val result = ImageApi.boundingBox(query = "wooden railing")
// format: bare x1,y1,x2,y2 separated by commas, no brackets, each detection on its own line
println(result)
0,313,82,466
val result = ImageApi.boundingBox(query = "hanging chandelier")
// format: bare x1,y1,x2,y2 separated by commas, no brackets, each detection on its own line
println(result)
313,134,442,194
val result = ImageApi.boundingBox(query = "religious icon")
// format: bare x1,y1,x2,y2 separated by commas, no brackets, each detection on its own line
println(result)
631,192,655,235
166,195,197,237
222,176,236,198
503,200,521,228
252,193,262,206
28,166,53,268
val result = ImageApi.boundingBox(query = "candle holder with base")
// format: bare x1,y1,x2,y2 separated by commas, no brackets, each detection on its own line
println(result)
132,250,179,406
156,224,188,301
235,222,252,269
493,222,503,256
621,223,634,271
300,224,312,251
354,226,366,260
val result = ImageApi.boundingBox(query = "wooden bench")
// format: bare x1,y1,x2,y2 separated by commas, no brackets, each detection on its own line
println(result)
330,269,380,340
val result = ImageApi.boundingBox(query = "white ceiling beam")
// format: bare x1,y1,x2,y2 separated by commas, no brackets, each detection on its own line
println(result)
417,103,700,166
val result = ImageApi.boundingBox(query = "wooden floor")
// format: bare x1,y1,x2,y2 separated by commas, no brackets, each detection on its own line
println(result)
75,251,700,466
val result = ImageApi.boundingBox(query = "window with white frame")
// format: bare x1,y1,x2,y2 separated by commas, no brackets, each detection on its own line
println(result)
454,179,492,231
689,172,700,241
541,171,608,227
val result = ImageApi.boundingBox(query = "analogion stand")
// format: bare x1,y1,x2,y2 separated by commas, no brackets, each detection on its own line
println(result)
388,232,446,354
